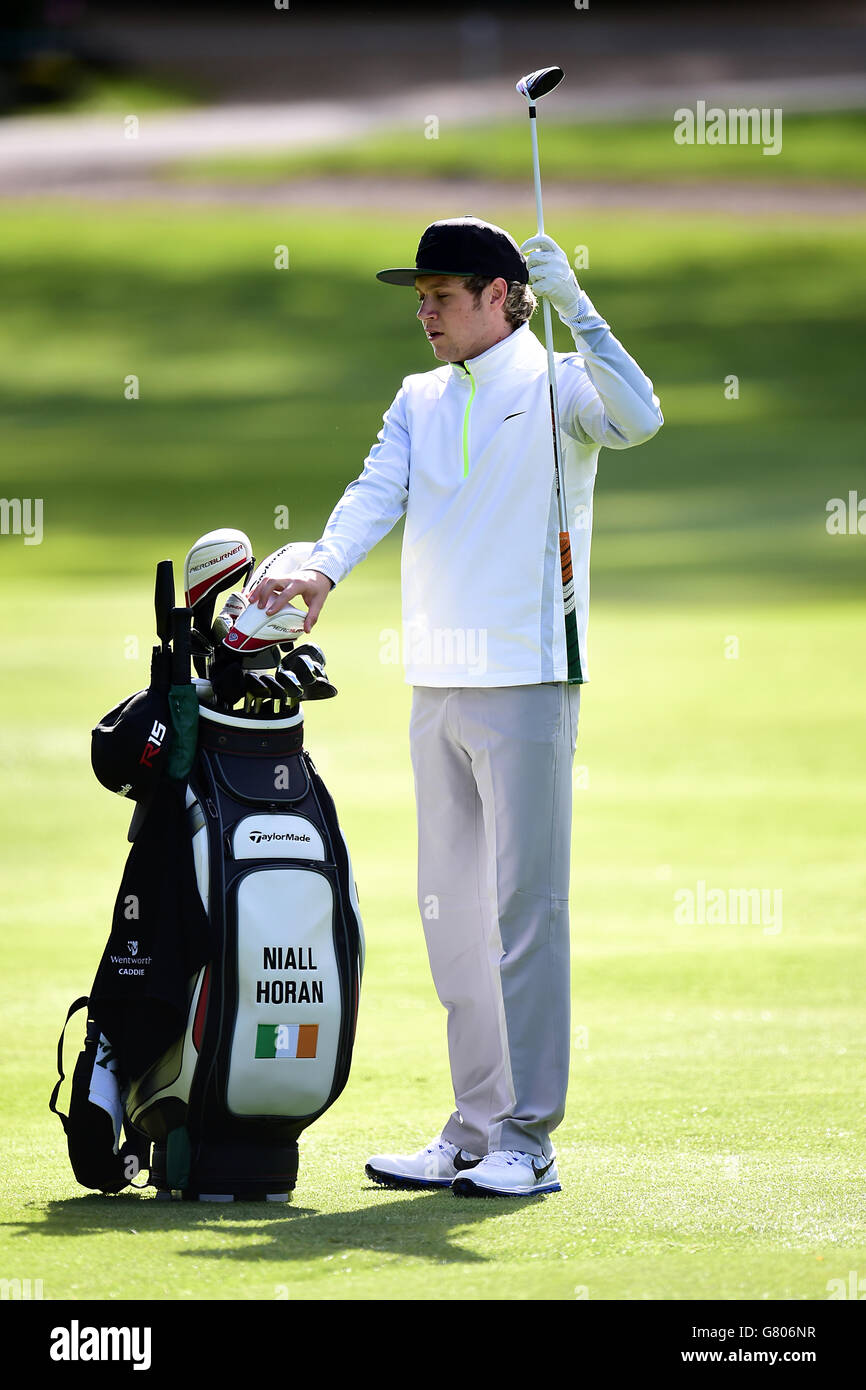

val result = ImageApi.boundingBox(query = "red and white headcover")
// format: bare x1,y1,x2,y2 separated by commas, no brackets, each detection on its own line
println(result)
223,601,306,654
243,541,316,596
184,528,253,608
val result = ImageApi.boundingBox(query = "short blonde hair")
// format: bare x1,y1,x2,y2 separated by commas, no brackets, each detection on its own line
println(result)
464,276,537,328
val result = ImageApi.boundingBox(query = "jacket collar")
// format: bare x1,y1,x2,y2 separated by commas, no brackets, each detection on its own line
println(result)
449,322,545,386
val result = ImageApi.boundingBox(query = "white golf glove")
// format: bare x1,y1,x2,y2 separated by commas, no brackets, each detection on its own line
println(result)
521,233,586,323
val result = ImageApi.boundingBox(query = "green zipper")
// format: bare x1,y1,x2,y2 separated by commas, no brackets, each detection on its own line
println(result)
461,366,476,479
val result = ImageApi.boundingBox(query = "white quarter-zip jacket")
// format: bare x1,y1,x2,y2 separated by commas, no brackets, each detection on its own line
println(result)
307,299,663,686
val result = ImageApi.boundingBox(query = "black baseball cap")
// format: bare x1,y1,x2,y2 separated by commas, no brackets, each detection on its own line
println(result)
377,218,529,287
91,684,173,804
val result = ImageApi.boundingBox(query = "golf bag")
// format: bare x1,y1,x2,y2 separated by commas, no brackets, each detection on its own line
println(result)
52,542,364,1200
130,702,364,1200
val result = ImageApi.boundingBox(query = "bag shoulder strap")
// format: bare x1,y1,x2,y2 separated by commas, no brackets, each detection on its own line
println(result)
48,996,90,1129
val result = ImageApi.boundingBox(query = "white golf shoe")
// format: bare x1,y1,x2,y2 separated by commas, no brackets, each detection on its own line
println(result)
451,1149,561,1197
365,1137,483,1190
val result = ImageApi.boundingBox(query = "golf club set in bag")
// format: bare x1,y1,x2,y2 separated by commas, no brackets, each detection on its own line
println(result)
50,529,364,1201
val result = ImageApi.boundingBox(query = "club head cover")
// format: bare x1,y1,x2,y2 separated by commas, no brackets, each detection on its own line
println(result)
210,591,248,644
243,540,317,596
183,528,254,634
223,600,306,655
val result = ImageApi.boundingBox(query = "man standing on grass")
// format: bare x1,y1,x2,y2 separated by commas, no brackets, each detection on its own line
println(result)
249,217,662,1197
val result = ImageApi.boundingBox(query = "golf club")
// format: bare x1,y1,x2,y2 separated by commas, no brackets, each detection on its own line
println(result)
280,646,337,700
183,528,254,676
223,599,306,655
243,540,316,598
154,559,175,659
183,528,253,612
516,65,582,683
210,591,248,645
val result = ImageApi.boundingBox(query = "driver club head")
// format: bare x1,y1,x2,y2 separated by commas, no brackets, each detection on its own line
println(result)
516,66,564,105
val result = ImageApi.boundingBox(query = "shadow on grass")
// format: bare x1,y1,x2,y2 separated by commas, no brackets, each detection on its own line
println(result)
5,1185,545,1267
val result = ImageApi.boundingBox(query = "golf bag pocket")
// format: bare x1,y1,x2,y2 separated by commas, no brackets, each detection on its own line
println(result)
124,966,209,1141
207,747,309,805
49,998,150,1193
228,863,343,1118
232,814,326,861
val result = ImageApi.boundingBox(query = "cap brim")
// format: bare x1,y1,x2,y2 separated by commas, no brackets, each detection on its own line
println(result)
376,267,476,286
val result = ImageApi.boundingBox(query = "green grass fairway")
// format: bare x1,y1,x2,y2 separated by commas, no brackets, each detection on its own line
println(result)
172,109,866,186
0,198,864,1303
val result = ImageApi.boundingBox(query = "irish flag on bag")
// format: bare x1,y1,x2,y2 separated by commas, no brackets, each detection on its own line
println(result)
255,1023,319,1059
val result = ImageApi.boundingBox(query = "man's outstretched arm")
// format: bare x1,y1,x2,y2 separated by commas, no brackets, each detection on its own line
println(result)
248,387,411,625
521,233,663,449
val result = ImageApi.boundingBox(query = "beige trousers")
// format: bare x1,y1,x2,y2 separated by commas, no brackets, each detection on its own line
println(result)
409,682,581,1159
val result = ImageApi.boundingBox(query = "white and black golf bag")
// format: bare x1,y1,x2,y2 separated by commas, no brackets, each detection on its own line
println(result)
53,542,364,1201
128,702,364,1200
